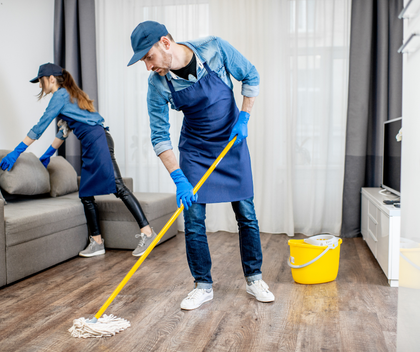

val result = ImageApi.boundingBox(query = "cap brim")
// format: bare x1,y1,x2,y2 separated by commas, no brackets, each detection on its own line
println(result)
127,46,152,67
30,76,40,83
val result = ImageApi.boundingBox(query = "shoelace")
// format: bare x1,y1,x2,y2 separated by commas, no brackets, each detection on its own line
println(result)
135,233,146,247
88,237,95,248
186,288,207,301
252,280,270,293
88,237,103,249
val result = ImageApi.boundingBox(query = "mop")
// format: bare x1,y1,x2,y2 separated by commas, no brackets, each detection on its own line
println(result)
69,136,237,338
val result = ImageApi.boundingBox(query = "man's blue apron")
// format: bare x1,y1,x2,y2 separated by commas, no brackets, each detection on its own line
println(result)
165,61,253,203
58,115,116,198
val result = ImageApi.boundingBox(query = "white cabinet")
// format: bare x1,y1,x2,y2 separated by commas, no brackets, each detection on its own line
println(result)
360,188,401,287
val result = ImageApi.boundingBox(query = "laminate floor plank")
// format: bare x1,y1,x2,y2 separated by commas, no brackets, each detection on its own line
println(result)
354,237,389,286
202,294,269,352
336,236,368,285
266,283,306,352
0,251,135,342
0,233,398,352
260,232,294,284
295,310,342,352
154,310,226,352
383,331,397,352
339,311,389,352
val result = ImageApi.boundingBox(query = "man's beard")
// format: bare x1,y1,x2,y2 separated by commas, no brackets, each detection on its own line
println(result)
156,47,172,76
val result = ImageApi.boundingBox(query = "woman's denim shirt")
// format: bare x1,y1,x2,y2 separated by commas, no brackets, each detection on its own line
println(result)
27,88,105,140
147,36,260,156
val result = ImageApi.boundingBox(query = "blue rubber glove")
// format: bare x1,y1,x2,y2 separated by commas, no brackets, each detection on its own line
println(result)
39,145,57,168
229,111,250,146
170,169,198,210
0,142,28,171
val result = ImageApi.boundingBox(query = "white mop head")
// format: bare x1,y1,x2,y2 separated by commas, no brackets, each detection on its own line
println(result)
69,314,131,338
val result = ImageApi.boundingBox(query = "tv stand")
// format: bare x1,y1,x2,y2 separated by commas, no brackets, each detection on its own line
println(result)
360,188,401,287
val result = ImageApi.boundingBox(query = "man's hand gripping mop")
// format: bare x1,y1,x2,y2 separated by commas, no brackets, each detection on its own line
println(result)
69,136,237,338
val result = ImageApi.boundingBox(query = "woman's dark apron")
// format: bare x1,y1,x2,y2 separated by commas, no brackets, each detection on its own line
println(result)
165,61,253,203
58,115,116,198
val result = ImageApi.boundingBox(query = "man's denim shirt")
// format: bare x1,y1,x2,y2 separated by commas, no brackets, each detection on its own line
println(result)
147,36,260,156
27,88,105,140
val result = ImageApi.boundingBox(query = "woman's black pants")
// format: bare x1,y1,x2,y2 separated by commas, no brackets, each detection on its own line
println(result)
80,130,149,237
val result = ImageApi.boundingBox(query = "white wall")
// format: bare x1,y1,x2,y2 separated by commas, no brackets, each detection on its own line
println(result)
0,0,55,157
397,0,420,350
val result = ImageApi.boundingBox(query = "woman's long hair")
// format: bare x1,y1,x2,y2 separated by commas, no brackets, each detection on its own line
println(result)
38,69,96,112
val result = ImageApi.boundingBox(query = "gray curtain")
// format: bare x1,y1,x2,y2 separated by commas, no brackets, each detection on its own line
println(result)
341,0,403,238
54,0,98,175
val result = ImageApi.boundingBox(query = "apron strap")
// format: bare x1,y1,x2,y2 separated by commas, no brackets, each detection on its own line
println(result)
165,76,177,94
202,61,211,73
165,61,212,110
165,60,212,92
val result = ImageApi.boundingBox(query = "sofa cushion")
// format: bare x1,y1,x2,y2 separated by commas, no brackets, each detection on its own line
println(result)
47,156,78,197
0,150,50,195
0,188,6,205
4,193,85,247
95,192,177,222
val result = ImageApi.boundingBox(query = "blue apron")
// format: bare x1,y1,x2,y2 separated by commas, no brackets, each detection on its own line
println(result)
58,115,116,198
166,61,253,203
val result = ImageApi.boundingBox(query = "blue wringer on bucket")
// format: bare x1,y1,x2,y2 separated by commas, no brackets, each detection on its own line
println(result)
288,234,342,284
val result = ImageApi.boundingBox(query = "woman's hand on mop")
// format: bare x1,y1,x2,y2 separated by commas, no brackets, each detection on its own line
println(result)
170,169,198,210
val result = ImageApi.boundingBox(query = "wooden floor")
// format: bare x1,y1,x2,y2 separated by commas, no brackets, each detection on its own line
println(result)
0,232,397,352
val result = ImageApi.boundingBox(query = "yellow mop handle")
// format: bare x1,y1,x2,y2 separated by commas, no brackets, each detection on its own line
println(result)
94,136,237,320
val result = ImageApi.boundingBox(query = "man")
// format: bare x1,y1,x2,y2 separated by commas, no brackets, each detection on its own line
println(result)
128,21,275,310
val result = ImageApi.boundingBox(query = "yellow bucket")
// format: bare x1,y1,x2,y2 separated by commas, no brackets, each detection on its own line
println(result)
288,235,342,284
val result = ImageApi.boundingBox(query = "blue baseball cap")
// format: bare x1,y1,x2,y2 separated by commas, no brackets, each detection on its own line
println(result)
30,63,63,83
128,21,168,66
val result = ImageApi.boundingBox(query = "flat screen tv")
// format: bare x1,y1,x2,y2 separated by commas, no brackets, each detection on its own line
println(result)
382,117,402,196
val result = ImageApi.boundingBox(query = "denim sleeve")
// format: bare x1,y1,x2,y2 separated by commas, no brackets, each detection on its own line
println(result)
216,37,260,97
27,92,66,140
147,80,173,156
55,129,67,141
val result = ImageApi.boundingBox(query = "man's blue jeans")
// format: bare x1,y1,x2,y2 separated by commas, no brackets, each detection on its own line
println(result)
183,197,263,289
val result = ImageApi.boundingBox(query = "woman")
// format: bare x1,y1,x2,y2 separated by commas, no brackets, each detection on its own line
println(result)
0,62,157,257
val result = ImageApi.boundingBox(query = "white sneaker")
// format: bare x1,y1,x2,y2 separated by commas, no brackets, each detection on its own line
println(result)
246,280,275,302
180,288,213,310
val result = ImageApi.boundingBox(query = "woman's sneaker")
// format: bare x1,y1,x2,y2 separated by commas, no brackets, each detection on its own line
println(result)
180,288,213,310
132,229,159,256
79,236,105,257
246,279,275,302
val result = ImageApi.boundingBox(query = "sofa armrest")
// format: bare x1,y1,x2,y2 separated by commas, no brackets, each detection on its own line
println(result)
122,177,133,192
77,177,133,193
0,199,6,287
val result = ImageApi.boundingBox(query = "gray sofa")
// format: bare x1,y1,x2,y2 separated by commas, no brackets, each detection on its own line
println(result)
0,177,178,287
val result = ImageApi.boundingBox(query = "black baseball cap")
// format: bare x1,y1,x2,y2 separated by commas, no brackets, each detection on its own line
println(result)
30,63,63,83
128,21,168,66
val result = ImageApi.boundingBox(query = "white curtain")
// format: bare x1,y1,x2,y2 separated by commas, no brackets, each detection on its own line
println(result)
95,0,351,236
